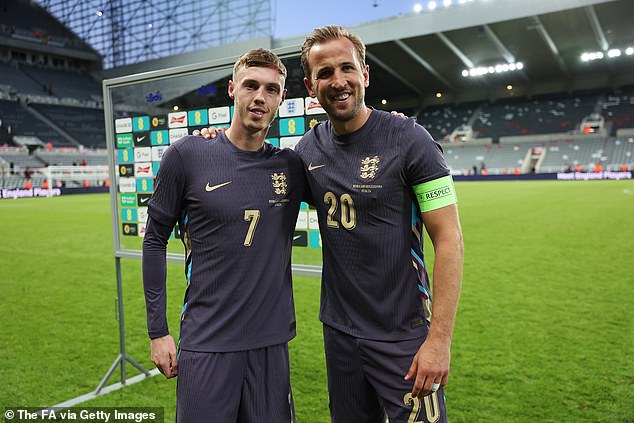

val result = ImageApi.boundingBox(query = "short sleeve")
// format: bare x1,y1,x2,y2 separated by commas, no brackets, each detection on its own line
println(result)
401,120,450,186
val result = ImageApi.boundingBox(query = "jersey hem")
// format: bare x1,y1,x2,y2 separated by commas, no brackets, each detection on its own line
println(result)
320,319,427,342
178,331,296,353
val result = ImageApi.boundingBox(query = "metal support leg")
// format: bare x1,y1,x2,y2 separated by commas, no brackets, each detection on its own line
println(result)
95,257,151,394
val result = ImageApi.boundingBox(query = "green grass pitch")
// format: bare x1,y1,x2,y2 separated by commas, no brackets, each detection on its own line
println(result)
1,180,633,422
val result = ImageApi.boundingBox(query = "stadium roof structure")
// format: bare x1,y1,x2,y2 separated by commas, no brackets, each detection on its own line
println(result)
316,0,634,110
102,0,634,111
37,0,273,69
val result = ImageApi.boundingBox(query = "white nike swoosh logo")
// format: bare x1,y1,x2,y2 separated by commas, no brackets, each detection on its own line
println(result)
136,136,146,142
308,163,325,171
139,197,149,204
293,235,302,240
205,181,232,192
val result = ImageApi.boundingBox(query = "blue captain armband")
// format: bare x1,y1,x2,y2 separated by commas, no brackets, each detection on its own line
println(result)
413,175,457,213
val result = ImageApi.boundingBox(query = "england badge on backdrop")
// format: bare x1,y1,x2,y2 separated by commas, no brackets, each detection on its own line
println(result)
279,98,305,117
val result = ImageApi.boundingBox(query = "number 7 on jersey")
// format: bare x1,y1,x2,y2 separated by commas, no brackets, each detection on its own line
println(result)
243,210,260,246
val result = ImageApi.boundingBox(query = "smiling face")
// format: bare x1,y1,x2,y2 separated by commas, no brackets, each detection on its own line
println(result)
304,37,370,133
229,64,286,136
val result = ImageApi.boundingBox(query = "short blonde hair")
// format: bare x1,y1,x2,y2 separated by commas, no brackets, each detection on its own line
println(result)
233,48,287,80
300,25,366,78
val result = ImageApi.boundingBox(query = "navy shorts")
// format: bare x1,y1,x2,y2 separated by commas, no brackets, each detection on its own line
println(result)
323,325,447,423
176,343,295,423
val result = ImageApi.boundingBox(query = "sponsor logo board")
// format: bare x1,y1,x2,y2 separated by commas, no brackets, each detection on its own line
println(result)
305,97,325,115
136,177,154,193
295,211,308,230
115,118,132,133
169,128,188,142
208,106,231,124
188,109,208,126
133,116,150,132
122,223,138,236
280,136,302,150
152,146,169,162
168,111,188,128
134,147,152,162
279,117,305,136
118,177,136,193
134,162,153,177
116,133,133,148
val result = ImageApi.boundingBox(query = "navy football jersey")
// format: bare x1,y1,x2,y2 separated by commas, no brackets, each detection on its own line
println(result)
145,134,305,352
295,110,450,341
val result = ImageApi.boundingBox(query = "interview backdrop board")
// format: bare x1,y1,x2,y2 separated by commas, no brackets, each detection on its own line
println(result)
103,49,325,264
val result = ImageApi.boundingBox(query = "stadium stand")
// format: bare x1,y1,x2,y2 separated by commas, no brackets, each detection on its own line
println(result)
0,61,47,96
0,146,46,169
418,103,479,141
441,132,625,175
443,140,492,174
602,87,634,135
0,0,631,179
36,149,108,166
30,104,105,147
0,0,94,52
605,137,634,170
0,99,70,146
18,64,101,100
536,136,607,173
472,92,599,141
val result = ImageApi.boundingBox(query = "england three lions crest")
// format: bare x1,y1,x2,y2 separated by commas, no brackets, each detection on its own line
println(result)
271,172,288,195
360,156,380,180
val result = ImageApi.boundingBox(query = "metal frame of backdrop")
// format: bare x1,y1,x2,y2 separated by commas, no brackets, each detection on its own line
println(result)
97,46,323,401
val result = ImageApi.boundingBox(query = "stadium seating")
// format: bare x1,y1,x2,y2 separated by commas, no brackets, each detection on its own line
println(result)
602,87,634,135
418,103,479,141
36,149,108,166
0,61,47,96
0,147,47,169
0,99,70,146
442,133,620,175
443,141,492,174
604,137,634,170
473,92,599,140
0,0,93,51
537,136,606,173
18,64,101,100
30,104,106,148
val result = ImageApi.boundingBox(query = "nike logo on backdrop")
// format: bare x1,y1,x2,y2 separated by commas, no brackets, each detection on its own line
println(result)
205,181,232,192
139,197,149,204
136,136,146,142
308,163,325,171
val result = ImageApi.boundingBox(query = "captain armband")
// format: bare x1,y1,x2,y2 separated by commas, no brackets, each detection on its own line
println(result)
413,175,457,213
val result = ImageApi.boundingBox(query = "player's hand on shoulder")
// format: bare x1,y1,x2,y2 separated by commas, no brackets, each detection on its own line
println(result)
150,334,178,379
390,110,407,119
191,126,227,139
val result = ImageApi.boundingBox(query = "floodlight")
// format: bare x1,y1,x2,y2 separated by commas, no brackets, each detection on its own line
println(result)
608,49,621,58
